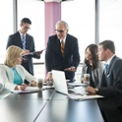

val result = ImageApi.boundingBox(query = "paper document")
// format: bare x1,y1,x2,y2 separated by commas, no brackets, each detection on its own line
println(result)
12,86,40,94
12,85,54,94
67,82,86,87
67,94,104,100
22,48,46,56
42,85,54,90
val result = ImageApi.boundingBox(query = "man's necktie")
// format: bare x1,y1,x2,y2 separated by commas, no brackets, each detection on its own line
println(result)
61,40,65,56
104,64,108,74
22,35,28,61
22,35,26,49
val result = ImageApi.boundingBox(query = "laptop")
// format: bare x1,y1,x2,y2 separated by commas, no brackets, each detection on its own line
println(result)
52,70,68,95
52,70,85,95
52,70,104,100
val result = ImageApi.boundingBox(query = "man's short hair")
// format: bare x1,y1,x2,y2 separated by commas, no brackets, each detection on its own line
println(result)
99,40,115,53
56,20,69,30
21,18,32,25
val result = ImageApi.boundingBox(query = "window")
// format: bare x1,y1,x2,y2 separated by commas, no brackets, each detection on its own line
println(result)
0,0,13,63
99,0,122,58
62,0,95,62
18,0,45,63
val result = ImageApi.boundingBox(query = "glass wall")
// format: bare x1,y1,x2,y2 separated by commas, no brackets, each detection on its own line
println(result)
1,0,122,65
62,0,95,62
99,0,122,58
0,0,13,63
18,0,45,63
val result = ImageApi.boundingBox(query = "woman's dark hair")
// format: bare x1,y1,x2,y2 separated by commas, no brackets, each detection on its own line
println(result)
84,44,98,70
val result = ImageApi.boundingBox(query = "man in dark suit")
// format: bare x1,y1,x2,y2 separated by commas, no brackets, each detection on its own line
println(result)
86,40,122,122
45,20,80,82
6,18,41,75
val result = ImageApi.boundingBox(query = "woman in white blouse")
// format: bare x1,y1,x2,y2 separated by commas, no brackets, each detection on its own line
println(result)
0,45,37,96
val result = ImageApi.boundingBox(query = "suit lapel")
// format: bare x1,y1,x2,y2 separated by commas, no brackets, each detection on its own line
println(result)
26,34,29,49
55,38,63,57
106,56,116,75
16,32,23,48
100,56,116,87
64,36,70,57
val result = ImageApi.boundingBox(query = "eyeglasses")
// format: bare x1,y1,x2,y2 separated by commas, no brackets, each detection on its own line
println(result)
55,29,65,33
23,26,30,30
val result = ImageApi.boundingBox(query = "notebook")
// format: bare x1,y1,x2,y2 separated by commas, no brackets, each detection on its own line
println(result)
52,70,104,100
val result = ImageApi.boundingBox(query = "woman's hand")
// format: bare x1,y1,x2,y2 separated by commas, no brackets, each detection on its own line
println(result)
29,81,37,86
14,84,27,90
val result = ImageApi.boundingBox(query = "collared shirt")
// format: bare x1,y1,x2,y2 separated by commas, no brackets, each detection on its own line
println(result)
106,54,116,65
60,36,67,44
19,31,26,40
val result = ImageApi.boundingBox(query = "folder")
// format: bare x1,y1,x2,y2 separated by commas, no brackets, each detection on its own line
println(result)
22,48,46,56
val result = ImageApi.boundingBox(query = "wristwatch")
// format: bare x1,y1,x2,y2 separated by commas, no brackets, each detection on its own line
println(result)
95,88,99,94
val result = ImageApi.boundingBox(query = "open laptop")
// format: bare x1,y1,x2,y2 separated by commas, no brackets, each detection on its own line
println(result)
52,70,104,100
52,70,85,95
52,70,68,95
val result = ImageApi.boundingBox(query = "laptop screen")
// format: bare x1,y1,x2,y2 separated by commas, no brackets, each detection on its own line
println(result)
52,70,68,95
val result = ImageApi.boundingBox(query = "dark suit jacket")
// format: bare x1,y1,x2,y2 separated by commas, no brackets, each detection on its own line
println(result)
6,31,40,75
45,34,80,81
97,56,122,115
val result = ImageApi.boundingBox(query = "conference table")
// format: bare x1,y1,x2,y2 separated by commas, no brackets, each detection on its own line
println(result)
0,87,104,122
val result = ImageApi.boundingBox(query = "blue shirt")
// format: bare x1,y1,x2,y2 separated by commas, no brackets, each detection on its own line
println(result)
11,68,22,85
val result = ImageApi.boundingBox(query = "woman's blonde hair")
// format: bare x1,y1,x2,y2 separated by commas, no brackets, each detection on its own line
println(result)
4,45,23,67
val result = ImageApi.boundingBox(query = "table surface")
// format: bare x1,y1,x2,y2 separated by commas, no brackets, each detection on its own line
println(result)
0,88,104,122
35,92,104,122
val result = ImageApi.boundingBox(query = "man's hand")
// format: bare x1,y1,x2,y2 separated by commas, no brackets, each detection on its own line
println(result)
22,49,30,55
35,49,46,56
85,86,97,95
44,73,53,83
64,66,76,72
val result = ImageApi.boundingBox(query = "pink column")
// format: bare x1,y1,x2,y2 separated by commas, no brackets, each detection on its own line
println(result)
44,2,61,76
44,2,61,46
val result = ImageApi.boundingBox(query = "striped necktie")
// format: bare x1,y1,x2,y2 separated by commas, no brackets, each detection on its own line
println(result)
104,64,108,74
22,35,26,49
61,40,65,56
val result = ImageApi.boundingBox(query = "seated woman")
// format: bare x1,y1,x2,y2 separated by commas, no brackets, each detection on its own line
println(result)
81,44,104,88
0,45,37,96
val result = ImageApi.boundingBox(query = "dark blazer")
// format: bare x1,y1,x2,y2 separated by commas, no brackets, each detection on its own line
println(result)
97,56,122,122
6,31,40,75
45,34,80,82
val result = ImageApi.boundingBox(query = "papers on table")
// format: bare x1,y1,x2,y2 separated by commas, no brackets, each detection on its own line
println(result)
12,86,40,94
42,85,54,90
67,94,103,100
12,85,55,94
67,82,87,87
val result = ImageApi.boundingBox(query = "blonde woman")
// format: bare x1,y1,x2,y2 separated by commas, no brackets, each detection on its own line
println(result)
0,45,37,96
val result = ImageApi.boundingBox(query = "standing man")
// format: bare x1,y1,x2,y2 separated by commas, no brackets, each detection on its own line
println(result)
45,20,80,82
86,40,122,122
6,18,41,75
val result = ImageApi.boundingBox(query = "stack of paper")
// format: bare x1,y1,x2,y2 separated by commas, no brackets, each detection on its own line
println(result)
12,86,40,94
12,85,55,94
67,93,104,100
67,82,86,87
